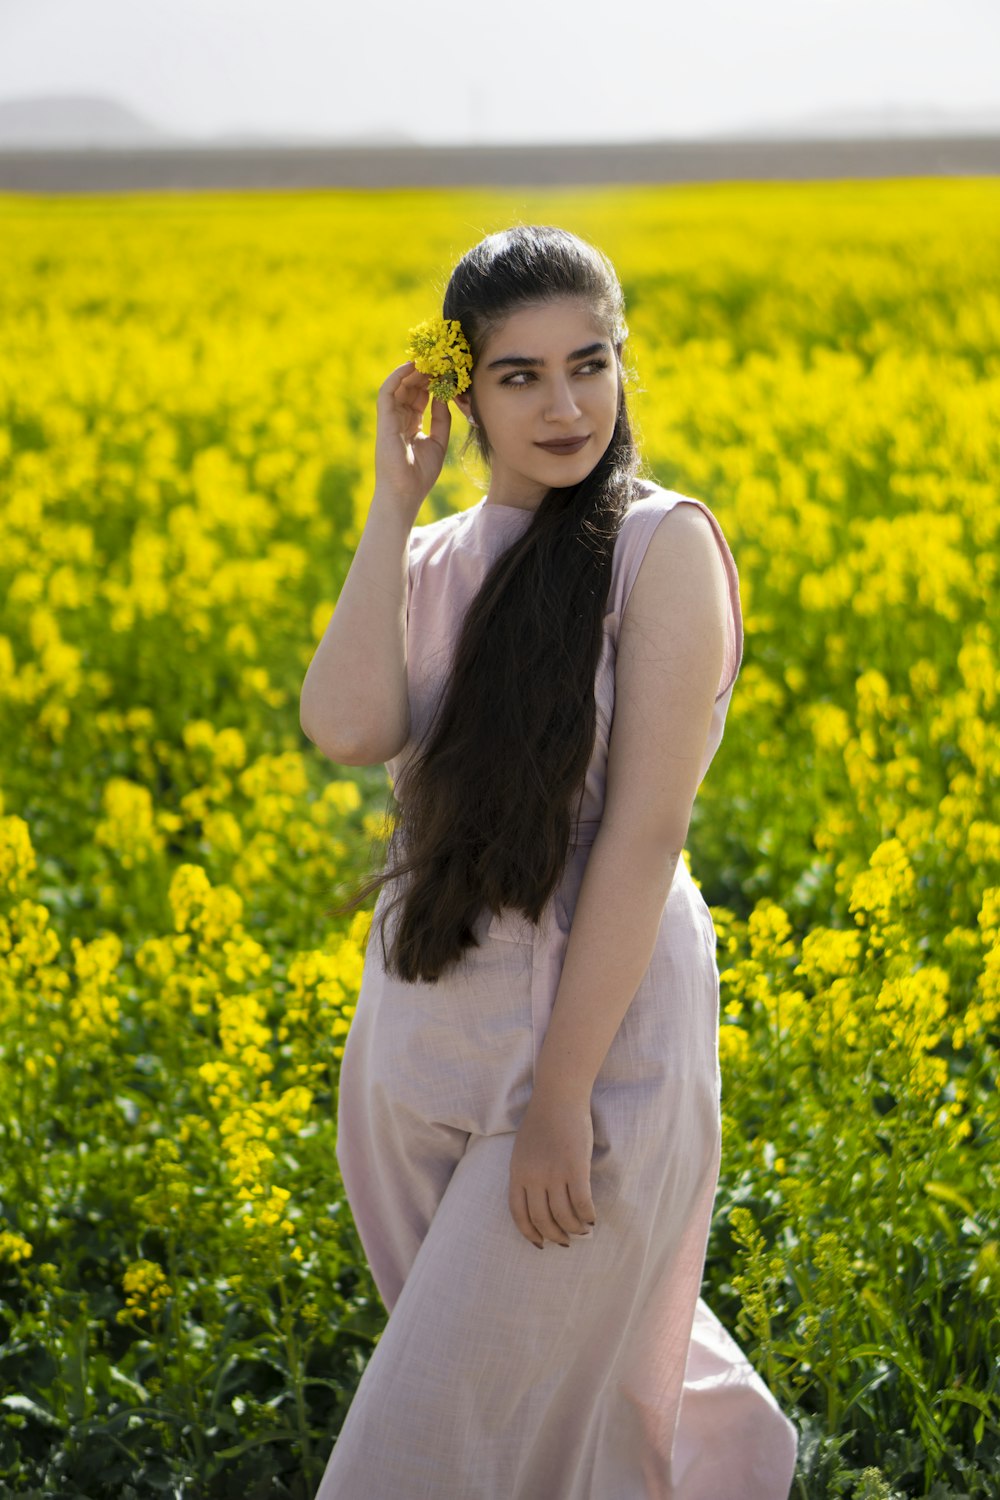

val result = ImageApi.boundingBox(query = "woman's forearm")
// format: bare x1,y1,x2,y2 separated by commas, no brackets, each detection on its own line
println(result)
300,491,412,764
531,827,683,1104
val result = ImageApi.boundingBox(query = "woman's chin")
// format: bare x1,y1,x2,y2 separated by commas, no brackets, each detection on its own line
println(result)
530,454,596,487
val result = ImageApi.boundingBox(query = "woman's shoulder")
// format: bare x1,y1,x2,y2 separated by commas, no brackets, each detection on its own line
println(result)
621,478,714,530
609,480,735,619
410,506,469,543
614,480,717,565
406,485,722,577
610,478,744,700
406,504,471,568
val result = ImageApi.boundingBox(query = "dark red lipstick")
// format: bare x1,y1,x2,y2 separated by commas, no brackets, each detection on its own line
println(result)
534,436,589,454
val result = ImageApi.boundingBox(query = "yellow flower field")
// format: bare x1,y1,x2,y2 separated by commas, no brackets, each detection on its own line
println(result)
0,178,998,1498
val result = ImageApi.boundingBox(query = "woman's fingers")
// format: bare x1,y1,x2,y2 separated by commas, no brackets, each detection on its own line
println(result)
510,1182,596,1248
377,360,419,402
550,1182,594,1236
379,363,428,429
392,368,427,414
384,365,458,457
569,1182,597,1229
399,376,435,441
510,1185,544,1248
373,362,450,514
391,371,452,459
426,392,452,451
526,1186,571,1247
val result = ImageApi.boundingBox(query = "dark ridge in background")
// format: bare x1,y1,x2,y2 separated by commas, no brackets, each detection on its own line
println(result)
1,134,998,193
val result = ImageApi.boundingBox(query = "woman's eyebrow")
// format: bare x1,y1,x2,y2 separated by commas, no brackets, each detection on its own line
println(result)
486,341,609,370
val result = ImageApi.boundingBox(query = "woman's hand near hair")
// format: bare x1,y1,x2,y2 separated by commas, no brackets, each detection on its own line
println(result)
374,361,452,526
300,363,450,765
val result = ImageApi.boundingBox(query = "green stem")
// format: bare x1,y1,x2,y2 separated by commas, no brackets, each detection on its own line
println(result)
827,1284,841,1432
166,1229,205,1470
772,976,783,1147
277,1271,314,1481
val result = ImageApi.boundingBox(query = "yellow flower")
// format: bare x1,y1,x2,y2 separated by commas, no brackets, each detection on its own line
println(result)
0,815,37,897
116,1258,171,1322
0,1230,33,1265
323,779,362,817
718,1024,750,1065
848,838,915,926
406,318,473,403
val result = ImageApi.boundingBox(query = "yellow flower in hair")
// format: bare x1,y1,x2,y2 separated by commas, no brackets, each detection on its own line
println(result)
406,318,473,403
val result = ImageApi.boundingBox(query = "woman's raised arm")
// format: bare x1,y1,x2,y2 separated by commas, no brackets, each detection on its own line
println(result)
299,362,451,765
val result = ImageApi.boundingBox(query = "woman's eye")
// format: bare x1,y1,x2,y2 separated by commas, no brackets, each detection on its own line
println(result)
500,359,608,388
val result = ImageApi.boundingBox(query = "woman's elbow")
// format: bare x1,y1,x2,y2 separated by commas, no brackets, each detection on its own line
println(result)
300,712,409,767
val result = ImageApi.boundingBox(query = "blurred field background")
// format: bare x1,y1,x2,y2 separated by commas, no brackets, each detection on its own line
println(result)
0,179,998,1497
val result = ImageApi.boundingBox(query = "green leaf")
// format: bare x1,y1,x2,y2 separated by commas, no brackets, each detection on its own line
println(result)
935,1387,995,1417
923,1180,977,1219
0,1394,62,1429
214,1428,296,1460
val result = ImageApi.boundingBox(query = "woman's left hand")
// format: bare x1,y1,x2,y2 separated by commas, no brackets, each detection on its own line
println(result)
509,1089,597,1248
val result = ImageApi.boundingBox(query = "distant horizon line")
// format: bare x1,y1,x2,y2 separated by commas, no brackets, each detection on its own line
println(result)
3,132,998,194
2,89,1000,152
4,126,1000,154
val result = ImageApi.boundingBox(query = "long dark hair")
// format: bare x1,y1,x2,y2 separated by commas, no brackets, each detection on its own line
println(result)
333,226,641,982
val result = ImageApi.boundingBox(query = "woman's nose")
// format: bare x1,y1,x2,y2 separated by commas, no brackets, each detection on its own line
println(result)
545,379,583,422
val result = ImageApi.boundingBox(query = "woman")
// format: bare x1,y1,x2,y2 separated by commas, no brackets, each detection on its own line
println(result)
301,225,798,1499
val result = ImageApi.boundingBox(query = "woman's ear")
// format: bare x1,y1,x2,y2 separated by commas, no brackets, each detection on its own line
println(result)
454,391,475,425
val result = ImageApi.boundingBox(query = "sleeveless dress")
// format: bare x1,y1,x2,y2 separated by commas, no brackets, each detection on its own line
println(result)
314,484,798,1500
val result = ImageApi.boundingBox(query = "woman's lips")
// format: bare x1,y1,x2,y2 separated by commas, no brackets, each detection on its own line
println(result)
535,436,589,454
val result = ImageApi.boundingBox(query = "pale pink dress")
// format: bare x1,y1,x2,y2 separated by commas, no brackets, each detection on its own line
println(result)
314,483,798,1499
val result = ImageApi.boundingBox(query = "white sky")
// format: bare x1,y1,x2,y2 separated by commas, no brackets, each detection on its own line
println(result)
1,0,998,145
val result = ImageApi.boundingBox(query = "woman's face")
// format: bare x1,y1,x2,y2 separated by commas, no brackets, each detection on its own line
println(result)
454,296,621,509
